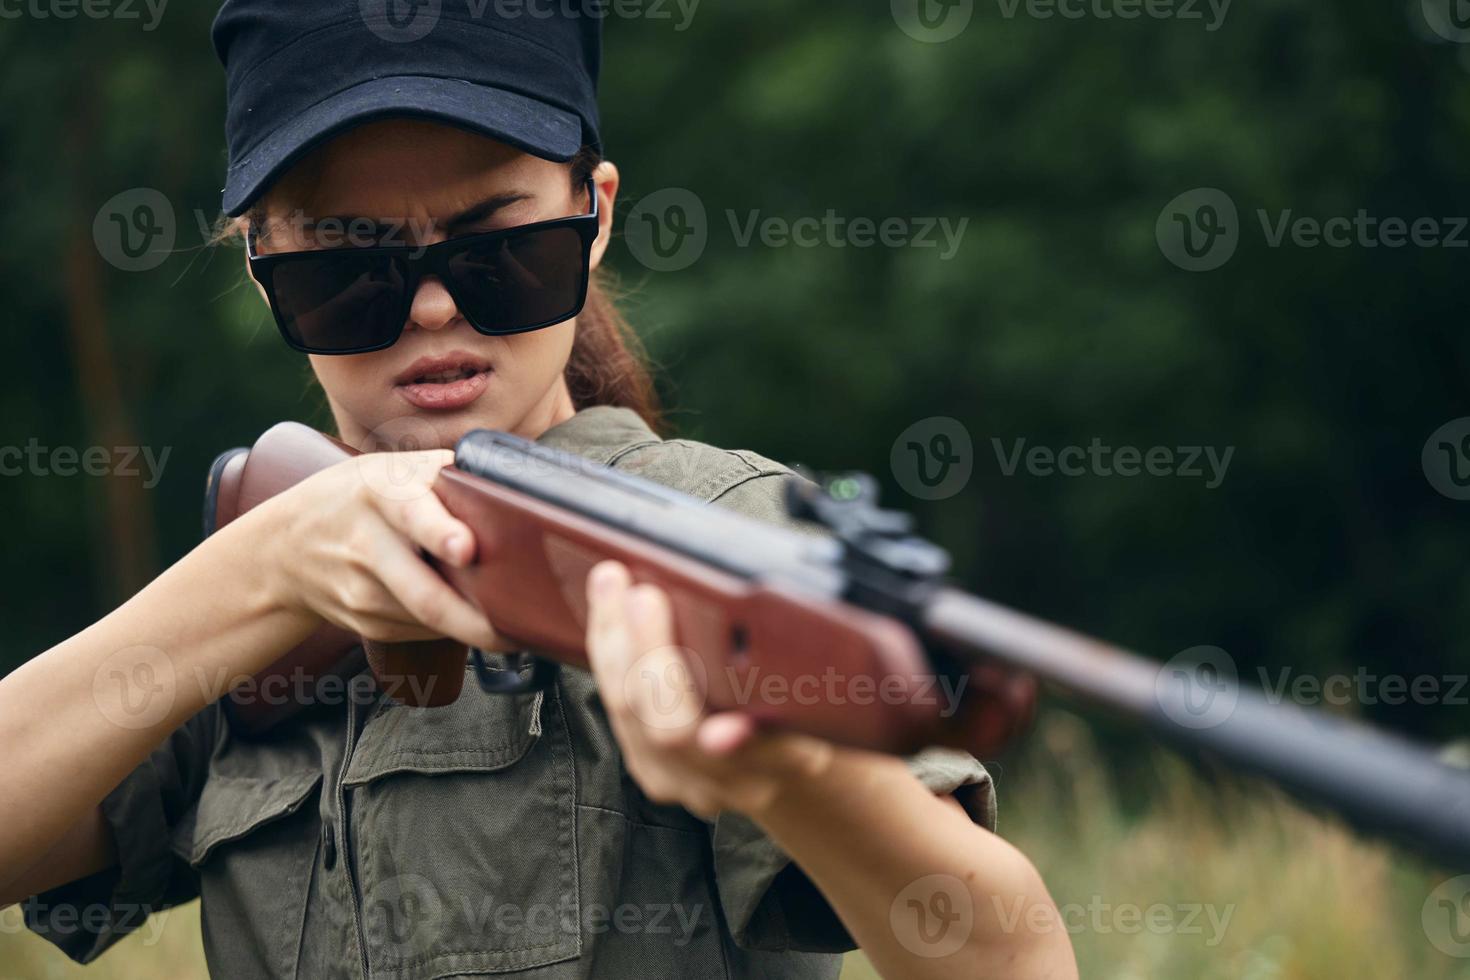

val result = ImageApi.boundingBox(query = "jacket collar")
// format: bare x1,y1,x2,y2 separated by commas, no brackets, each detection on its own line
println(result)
534,405,661,466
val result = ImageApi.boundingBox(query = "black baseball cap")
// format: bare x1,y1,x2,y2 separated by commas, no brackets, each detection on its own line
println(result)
212,0,603,217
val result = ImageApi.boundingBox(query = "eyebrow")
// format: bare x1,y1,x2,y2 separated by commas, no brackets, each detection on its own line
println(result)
302,191,537,232
444,191,536,228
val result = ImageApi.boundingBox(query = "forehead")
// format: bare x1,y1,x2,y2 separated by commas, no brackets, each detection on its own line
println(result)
263,117,568,220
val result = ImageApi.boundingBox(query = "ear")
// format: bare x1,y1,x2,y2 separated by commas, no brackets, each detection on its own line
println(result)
588,159,620,273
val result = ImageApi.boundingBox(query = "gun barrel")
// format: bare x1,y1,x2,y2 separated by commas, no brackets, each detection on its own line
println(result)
923,587,1470,871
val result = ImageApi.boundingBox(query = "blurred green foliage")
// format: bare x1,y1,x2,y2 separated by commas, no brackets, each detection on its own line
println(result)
1,3,1466,739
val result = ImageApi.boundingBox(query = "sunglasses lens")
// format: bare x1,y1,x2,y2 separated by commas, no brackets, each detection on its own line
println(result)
446,225,587,334
269,253,406,353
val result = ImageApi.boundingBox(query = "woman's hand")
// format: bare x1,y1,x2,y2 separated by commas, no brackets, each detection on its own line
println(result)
583,559,837,819
582,558,1038,818
583,559,1075,978
256,449,502,650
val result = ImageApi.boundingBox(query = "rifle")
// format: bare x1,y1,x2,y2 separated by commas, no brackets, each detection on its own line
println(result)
205,421,1470,871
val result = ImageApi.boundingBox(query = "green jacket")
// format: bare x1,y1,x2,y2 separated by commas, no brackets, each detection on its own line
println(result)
24,405,995,980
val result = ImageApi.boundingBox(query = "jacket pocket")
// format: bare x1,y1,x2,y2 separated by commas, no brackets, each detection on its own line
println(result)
341,678,581,979
175,769,324,979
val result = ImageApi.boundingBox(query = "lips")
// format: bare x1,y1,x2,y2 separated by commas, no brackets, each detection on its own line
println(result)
393,351,493,411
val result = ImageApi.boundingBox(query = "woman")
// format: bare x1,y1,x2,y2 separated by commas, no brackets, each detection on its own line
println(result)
0,2,1075,977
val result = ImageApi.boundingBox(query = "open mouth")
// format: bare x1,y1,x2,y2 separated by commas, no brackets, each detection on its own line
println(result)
409,366,482,385
393,353,493,411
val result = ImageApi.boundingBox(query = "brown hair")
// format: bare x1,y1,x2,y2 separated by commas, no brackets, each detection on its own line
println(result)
211,143,663,433
563,147,663,432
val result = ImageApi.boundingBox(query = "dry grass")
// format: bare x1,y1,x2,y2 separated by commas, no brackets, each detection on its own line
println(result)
845,712,1470,979
0,900,206,979
5,712,1467,979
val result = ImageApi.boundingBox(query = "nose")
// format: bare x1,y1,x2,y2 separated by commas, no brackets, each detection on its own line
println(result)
406,275,461,334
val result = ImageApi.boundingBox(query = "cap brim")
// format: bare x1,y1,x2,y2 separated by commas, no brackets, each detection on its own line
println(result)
221,75,584,216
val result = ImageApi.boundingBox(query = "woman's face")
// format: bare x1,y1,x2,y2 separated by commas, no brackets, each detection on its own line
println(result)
248,117,618,450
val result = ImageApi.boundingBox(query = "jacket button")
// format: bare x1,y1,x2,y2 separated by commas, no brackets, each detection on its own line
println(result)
321,822,337,870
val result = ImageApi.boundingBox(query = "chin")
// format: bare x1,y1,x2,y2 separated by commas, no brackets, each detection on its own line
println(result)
351,412,486,454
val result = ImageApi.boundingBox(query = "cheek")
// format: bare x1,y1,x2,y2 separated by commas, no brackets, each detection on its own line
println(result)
492,319,576,382
307,351,392,411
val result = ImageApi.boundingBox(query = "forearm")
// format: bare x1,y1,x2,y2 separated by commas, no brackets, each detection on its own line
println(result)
0,501,314,895
748,751,1076,979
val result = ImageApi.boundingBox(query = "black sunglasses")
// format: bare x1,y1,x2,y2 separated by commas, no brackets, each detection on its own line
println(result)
246,179,599,355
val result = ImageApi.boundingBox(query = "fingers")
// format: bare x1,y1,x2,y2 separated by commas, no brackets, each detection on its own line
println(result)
585,561,707,793
585,561,703,740
369,531,499,650
695,712,758,757
364,451,476,568
585,560,634,659
582,561,842,817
